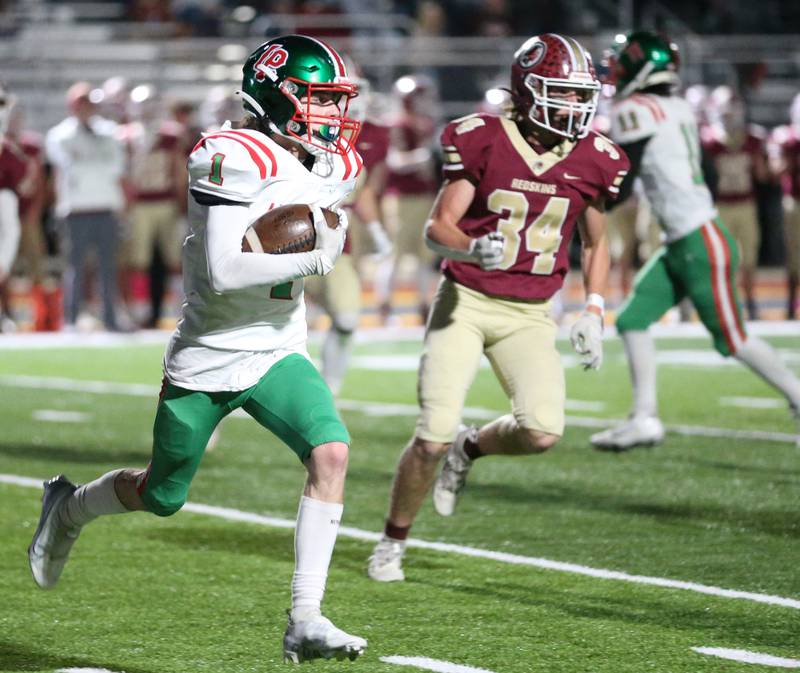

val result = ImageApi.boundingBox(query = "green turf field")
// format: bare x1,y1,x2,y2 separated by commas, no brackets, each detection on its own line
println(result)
1,333,798,673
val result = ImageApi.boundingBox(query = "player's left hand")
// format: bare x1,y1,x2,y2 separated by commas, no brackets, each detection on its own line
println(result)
570,310,603,370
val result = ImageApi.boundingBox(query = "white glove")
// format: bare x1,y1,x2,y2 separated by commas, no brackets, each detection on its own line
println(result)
469,232,505,270
570,310,604,370
367,220,393,257
312,204,346,275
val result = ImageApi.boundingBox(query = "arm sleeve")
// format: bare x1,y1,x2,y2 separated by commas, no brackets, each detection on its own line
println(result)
205,203,323,293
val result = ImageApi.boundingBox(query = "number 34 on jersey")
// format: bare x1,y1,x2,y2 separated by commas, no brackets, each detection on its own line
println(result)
440,113,629,301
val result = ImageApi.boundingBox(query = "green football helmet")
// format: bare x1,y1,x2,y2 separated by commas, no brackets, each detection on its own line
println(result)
610,31,680,98
239,34,360,155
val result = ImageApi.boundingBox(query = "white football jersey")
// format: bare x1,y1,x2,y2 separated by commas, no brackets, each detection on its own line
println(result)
611,94,717,242
164,126,362,391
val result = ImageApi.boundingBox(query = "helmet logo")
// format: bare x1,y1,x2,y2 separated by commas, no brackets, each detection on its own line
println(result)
254,44,289,82
518,42,546,69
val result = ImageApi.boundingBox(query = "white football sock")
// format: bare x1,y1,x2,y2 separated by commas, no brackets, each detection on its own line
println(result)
622,330,658,419
60,469,129,528
291,496,343,622
735,337,800,408
321,328,354,396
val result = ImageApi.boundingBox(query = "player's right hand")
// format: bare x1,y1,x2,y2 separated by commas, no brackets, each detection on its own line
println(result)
469,232,505,271
312,204,346,275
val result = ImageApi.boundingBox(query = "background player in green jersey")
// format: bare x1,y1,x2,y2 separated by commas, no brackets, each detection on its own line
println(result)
592,31,800,451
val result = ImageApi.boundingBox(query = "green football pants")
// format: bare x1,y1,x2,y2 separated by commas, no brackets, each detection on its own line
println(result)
615,219,747,356
139,353,349,516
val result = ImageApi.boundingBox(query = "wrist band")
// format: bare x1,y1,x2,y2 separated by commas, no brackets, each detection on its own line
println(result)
586,293,605,313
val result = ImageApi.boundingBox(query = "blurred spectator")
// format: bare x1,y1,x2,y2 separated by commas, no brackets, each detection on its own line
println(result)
468,0,513,37
172,0,221,37
127,0,173,23
46,82,127,332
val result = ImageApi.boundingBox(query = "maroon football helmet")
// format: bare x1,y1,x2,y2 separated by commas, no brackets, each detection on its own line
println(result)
511,33,600,140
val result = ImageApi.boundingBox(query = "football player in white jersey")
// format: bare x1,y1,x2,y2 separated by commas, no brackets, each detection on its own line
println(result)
592,31,800,451
28,35,368,663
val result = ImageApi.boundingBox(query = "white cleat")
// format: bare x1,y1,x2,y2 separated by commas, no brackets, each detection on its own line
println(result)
283,614,367,663
367,536,406,582
590,416,665,452
28,475,81,589
432,426,476,516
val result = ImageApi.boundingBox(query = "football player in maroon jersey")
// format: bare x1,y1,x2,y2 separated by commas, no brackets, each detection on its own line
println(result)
121,85,188,328
0,83,36,331
368,34,629,582
770,93,800,319
376,74,442,324
703,86,770,320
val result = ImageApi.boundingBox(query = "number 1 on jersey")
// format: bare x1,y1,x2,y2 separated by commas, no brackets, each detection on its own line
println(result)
487,189,569,275
208,152,225,185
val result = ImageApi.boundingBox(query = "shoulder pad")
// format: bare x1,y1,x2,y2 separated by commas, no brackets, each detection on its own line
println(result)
440,114,498,182
611,95,663,144
188,131,277,204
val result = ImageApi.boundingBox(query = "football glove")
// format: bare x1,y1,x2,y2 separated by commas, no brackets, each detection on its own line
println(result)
367,220,393,258
570,310,604,371
312,205,346,275
469,232,505,271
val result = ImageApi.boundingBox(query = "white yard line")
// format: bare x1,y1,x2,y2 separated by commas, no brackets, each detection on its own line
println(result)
720,396,786,410
692,647,800,668
56,668,123,673
0,320,797,350
381,655,499,673
3,472,798,611
1,374,795,445
32,410,91,423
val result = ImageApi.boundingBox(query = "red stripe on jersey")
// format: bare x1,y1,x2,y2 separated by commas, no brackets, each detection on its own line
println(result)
712,220,747,345
341,142,353,180
191,133,267,179
223,130,278,177
700,223,736,354
351,143,363,177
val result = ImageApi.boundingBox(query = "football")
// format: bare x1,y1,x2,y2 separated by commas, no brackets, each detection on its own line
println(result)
241,204,339,254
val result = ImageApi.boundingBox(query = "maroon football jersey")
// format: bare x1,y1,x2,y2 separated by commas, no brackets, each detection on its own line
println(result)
356,120,390,172
702,126,765,203
14,131,44,217
440,113,629,301
122,121,184,202
0,138,29,203
385,118,438,196
773,126,800,199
